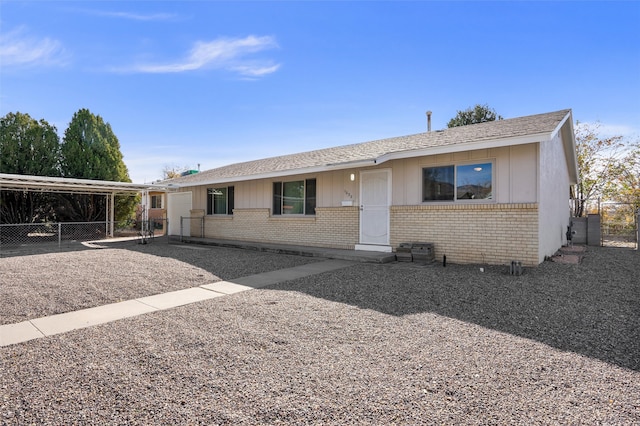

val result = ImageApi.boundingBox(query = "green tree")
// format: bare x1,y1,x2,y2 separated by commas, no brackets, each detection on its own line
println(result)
58,109,136,222
447,104,503,128
0,112,61,223
573,122,626,217
0,112,61,176
60,109,129,181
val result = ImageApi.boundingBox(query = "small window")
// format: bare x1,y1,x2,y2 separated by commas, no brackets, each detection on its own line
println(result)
150,195,163,209
423,163,492,202
207,186,234,215
272,179,316,215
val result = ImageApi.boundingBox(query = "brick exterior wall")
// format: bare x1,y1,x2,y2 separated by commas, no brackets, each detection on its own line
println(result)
203,206,360,250
390,203,539,266
201,203,539,266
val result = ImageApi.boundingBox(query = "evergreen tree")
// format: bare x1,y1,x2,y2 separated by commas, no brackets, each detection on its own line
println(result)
0,112,60,223
1,112,60,176
58,109,136,222
447,104,503,128
60,108,129,181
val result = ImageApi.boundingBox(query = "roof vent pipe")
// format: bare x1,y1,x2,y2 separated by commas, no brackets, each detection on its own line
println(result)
426,111,432,132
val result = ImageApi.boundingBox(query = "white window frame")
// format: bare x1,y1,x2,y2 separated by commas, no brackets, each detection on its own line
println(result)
422,160,495,203
150,195,163,209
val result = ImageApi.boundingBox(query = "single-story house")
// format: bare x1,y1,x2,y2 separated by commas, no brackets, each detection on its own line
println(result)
165,109,578,266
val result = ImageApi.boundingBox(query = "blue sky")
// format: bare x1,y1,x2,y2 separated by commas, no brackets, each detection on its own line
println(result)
2,1,639,183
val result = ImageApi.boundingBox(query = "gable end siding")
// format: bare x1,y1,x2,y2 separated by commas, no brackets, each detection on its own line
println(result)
538,132,572,261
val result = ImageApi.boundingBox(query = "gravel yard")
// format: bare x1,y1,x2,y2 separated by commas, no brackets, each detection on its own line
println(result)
1,243,639,424
0,241,321,325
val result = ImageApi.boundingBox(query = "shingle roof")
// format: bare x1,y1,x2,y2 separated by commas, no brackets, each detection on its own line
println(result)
169,109,572,186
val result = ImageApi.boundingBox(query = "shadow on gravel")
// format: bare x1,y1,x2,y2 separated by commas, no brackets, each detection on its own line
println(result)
270,246,640,372
0,235,157,258
0,241,97,258
112,237,322,281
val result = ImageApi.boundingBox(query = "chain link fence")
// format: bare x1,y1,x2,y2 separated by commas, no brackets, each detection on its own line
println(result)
130,218,168,244
116,218,168,239
600,203,638,249
1,222,108,251
0,219,170,254
179,216,205,242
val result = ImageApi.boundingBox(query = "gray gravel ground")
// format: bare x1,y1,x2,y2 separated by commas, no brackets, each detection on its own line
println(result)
1,244,639,424
0,241,320,325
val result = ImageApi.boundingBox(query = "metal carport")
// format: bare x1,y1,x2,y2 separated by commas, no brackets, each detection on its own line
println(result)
0,173,168,237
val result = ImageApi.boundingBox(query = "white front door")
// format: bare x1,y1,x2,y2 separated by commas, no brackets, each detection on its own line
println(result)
167,192,192,236
358,169,391,250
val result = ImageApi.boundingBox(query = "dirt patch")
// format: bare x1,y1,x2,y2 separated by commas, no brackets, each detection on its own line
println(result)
550,245,587,264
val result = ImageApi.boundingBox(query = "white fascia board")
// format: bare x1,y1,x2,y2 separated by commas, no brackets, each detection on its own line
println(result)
166,125,571,189
550,111,571,140
540,111,578,184
169,159,377,188
556,112,579,185
374,132,552,165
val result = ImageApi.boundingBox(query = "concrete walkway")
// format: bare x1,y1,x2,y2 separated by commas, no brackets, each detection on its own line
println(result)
0,259,353,347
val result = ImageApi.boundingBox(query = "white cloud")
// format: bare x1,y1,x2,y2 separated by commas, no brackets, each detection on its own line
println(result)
123,35,280,77
0,27,69,68
578,121,639,139
81,10,179,21
231,63,282,77
598,123,639,139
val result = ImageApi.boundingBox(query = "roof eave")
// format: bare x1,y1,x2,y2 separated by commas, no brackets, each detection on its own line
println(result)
169,133,566,188
167,110,580,188
558,112,579,185
375,132,553,165
168,159,378,188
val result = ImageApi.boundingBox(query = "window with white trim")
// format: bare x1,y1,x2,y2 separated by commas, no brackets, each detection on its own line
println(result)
207,186,234,215
150,195,163,209
422,162,493,202
272,179,316,215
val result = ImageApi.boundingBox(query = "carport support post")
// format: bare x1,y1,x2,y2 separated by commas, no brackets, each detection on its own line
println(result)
104,194,109,237
109,192,116,238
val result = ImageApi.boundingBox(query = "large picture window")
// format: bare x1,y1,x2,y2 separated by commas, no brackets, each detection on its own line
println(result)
273,179,316,215
207,186,234,215
423,163,492,202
